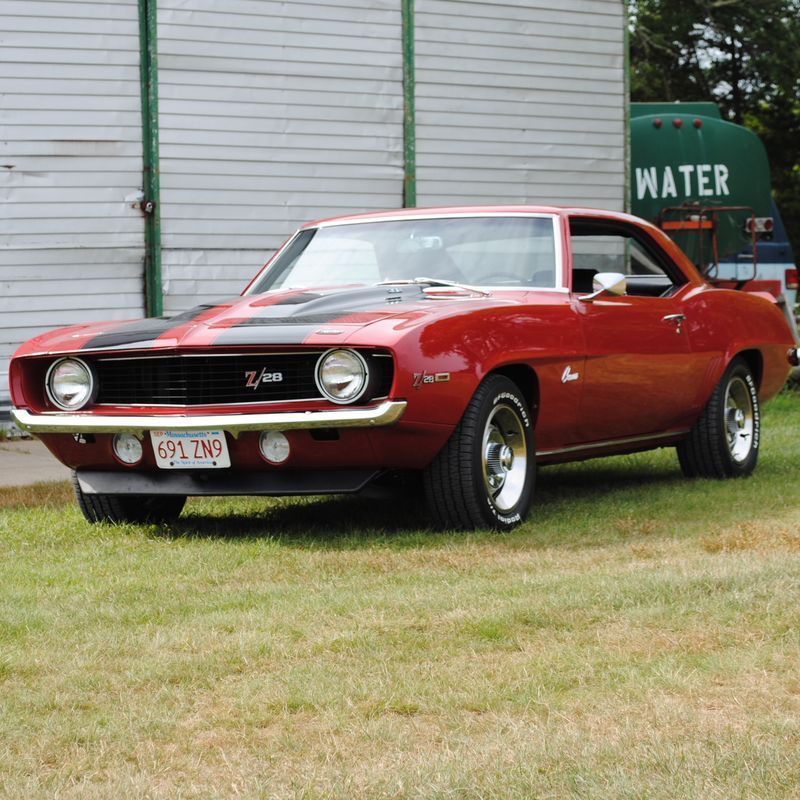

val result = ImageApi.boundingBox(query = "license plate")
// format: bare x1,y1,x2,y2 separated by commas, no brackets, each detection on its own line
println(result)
150,430,230,469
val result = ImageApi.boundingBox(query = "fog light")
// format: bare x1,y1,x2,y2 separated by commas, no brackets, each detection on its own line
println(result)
113,433,143,465
259,430,290,464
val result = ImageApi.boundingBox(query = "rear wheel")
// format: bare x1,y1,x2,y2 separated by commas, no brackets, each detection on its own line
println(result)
677,357,760,478
423,375,535,530
72,472,186,524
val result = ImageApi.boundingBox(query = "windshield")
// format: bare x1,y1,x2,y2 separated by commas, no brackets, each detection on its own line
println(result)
250,215,559,293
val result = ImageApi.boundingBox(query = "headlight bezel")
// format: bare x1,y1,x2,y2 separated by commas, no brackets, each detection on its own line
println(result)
314,348,370,405
45,357,97,411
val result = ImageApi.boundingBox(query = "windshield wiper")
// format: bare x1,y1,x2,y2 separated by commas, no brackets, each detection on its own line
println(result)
377,277,490,296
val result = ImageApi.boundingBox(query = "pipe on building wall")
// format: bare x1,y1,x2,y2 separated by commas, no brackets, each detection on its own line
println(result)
402,0,416,208
623,1,631,214
138,0,163,317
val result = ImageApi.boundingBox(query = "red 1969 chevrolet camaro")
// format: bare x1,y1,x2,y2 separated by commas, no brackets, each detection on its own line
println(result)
9,206,798,530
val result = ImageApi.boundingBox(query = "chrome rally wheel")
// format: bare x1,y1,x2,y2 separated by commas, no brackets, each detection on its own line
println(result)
677,357,760,479
423,375,536,530
724,375,755,463
482,403,528,512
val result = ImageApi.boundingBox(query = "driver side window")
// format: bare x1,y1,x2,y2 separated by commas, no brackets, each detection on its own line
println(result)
569,219,685,297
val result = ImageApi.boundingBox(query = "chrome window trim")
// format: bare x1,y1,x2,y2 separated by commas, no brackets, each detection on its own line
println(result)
247,213,564,294
243,229,306,297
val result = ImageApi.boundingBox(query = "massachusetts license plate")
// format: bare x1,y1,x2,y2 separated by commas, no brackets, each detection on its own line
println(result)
150,430,230,469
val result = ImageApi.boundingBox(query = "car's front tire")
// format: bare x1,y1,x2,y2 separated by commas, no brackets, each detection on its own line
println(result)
72,472,186,524
677,357,760,478
423,375,535,530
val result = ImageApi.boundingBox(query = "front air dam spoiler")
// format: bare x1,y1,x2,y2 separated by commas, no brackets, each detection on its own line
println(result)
76,469,380,497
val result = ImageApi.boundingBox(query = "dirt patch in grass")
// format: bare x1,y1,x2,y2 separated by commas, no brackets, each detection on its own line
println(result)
0,481,72,510
700,520,800,553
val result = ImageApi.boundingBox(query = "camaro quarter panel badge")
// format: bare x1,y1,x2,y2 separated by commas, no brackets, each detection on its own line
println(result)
561,365,580,384
244,368,284,389
413,371,451,388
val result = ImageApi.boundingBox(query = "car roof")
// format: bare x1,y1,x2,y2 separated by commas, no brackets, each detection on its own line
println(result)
304,205,645,229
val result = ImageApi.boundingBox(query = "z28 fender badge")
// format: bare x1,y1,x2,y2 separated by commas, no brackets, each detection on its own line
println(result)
413,371,451,388
561,365,580,384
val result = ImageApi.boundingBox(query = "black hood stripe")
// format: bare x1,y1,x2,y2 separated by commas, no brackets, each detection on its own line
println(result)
81,303,223,350
271,292,325,305
211,324,337,347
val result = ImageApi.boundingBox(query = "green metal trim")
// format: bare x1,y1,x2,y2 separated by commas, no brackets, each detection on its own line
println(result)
401,0,416,208
138,0,163,317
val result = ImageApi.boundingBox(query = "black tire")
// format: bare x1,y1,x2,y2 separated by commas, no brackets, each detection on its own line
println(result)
677,357,760,479
72,471,186,524
423,375,535,531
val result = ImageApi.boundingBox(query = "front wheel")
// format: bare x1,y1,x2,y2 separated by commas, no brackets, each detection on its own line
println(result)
72,472,186,524
677,357,761,479
423,376,535,530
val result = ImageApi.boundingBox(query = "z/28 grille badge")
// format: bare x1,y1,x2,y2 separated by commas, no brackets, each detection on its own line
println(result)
244,368,284,389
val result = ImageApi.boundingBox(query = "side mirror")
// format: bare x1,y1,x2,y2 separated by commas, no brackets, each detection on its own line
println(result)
578,272,627,303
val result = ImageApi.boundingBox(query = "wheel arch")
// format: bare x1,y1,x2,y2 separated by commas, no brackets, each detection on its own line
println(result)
487,363,540,427
733,348,764,390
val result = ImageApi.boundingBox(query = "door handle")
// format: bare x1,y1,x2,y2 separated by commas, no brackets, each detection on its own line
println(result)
662,313,686,333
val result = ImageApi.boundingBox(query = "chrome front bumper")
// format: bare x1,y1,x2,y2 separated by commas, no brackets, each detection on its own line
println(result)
11,400,407,437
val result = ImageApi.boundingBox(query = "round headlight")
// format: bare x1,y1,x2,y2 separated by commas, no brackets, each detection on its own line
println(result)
46,357,96,410
315,349,369,404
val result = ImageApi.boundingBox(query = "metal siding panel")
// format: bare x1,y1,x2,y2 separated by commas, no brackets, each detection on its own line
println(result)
415,0,626,210
0,1,145,406
157,0,404,312
161,250,264,316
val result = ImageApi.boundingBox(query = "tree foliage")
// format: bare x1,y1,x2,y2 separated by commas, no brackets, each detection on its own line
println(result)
628,0,800,251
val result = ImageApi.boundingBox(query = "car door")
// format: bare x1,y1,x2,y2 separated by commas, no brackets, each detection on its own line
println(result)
569,217,707,444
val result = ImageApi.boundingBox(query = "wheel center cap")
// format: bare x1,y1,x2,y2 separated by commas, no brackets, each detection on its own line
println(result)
499,445,514,471
734,408,745,429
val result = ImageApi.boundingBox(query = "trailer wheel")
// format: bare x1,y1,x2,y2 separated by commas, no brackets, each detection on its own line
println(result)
677,357,760,478
423,375,535,530
72,472,186,524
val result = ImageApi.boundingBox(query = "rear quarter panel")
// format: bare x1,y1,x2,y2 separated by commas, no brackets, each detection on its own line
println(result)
684,285,793,403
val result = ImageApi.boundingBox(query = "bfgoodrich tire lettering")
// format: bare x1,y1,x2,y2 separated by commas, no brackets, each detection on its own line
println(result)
423,375,535,530
72,471,186,524
677,357,761,479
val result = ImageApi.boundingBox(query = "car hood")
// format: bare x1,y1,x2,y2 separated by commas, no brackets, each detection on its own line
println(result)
16,284,524,356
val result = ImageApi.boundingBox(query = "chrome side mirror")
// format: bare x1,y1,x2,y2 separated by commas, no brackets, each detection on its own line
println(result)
578,272,627,303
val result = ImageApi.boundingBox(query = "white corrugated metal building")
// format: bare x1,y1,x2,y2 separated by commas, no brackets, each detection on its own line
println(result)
1,0,626,415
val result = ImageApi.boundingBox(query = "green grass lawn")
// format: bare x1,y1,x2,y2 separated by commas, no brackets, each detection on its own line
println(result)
1,392,799,799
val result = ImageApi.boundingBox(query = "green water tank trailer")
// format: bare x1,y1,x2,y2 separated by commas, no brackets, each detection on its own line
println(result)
630,102,774,267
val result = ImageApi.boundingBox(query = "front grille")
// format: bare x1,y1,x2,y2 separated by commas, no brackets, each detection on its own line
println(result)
93,351,393,407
